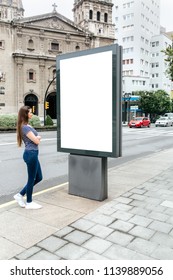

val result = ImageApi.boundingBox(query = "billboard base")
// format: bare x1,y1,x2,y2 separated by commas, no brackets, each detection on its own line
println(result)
69,154,107,201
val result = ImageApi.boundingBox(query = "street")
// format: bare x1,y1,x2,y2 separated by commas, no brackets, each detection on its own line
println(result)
1,125,173,204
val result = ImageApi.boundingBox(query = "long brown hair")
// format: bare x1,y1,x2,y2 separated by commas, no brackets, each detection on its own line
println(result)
17,106,30,147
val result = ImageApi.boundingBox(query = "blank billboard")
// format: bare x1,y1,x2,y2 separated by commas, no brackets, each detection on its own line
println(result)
57,44,122,157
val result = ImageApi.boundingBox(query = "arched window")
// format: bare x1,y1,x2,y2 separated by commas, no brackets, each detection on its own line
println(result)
104,13,108,23
28,39,34,50
24,94,38,115
97,11,100,21
89,10,93,20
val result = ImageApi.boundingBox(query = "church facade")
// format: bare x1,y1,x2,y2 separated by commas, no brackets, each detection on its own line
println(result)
0,0,115,118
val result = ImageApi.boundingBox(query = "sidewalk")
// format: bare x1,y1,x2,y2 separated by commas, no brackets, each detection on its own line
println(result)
1,148,173,260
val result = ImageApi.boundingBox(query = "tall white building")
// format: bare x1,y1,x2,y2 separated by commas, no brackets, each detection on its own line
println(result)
151,33,171,93
114,0,171,94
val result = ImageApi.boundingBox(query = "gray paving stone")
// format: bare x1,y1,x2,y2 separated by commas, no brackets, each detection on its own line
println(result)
112,203,133,212
71,218,95,231
146,205,166,213
111,210,134,221
148,221,173,234
151,245,173,260
37,236,67,252
55,243,88,260
129,215,152,227
16,246,41,260
103,244,137,260
144,197,162,206
129,207,150,217
158,189,173,196
129,225,155,240
161,200,173,209
81,251,109,260
130,200,146,208
122,192,132,198
167,217,173,226
28,250,60,260
145,191,160,199
64,230,92,245
85,212,115,226
97,204,118,215
87,224,114,238
127,238,158,256
114,197,133,204
54,226,74,238
103,244,153,260
148,211,169,222
106,231,134,246
150,232,173,248
164,209,173,217
129,194,146,201
130,188,146,195
83,236,112,254
109,220,134,232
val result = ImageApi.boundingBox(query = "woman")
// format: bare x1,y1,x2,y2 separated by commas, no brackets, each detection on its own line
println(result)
14,106,43,209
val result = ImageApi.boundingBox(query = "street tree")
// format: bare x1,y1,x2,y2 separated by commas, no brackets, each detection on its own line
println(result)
161,40,173,83
136,90,171,121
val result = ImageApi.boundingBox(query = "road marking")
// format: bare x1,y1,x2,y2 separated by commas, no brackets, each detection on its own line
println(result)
0,182,68,209
0,142,16,146
0,138,56,146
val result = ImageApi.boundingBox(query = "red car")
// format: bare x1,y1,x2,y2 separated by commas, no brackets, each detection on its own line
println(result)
128,117,151,128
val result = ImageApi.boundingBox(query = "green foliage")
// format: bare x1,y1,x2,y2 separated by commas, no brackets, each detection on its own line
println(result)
161,43,173,81
29,115,41,127
0,114,17,127
45,114,54,126
136,90,171,120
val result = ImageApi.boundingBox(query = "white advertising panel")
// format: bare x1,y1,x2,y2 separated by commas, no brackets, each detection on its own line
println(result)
57,44,122,157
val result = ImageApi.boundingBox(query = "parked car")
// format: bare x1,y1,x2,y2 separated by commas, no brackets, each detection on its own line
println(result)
128,117,151,128
164,113,173,118
155,117,172,127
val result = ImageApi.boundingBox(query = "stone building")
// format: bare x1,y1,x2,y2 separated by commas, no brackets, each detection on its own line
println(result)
0,0,115,118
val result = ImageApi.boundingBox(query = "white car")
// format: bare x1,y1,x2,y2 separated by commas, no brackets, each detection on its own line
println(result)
155,117,173,127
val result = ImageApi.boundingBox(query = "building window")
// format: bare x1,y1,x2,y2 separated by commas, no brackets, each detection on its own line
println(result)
0,40,5,49
89,10,93,20
27,69,36,83
29,72,34,80
97,11,100,21
51,42,59,51
104,13,108,23
27,39,34,51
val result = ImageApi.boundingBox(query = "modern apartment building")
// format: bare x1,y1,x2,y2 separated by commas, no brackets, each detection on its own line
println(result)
113,0,172,94
151,33,171,93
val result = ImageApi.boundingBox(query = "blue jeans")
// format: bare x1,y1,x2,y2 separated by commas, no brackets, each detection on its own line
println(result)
20,150,43,203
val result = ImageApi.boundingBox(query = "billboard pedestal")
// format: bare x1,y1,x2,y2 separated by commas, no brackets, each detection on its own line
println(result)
69,154,107,201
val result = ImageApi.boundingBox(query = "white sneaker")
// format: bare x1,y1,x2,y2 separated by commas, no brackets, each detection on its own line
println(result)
14,193,25,208
25,202,42,210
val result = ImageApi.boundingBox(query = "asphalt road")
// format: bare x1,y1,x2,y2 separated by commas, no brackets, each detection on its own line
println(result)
1,125,173,204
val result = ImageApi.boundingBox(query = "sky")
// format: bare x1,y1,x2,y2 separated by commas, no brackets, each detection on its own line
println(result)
22,0,173,32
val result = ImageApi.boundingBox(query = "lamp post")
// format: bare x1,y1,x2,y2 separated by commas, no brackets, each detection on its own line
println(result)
44,75,56,126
